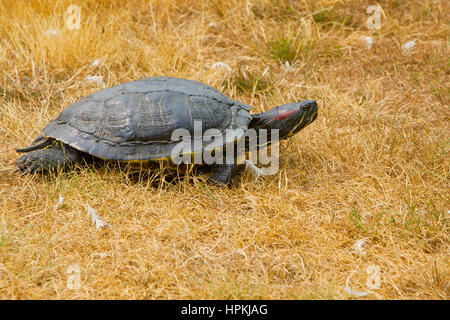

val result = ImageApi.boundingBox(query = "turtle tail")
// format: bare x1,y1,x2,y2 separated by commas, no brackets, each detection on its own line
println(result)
16,135,52,153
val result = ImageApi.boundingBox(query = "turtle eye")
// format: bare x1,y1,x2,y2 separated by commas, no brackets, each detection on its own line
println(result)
302,104,311,112
301,100,317,112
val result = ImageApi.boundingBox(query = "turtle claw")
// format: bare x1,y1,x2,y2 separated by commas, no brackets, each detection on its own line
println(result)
20,166,33,176
15,152,44,176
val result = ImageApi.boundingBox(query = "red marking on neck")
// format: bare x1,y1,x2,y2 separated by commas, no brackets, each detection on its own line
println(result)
274,109,299,120
263,109,299,127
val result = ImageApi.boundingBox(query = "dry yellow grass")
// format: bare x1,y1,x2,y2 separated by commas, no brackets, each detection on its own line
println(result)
0,0,448,299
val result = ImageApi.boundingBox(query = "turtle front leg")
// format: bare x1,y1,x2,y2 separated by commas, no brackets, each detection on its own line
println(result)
208,163,237,187
15,143,84,175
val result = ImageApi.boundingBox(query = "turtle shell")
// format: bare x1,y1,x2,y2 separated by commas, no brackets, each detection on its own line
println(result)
42,77,252,162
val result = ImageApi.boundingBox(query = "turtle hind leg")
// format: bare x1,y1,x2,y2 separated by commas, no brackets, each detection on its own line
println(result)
207,163,237,187
15,142,84,175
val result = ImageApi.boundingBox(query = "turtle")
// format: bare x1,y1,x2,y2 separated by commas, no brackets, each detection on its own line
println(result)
14,76,318,186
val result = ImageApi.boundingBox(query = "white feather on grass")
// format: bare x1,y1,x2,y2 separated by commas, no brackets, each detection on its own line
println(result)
86,205,109,230
91,58,101,67
44,29,61,36
85,75,104,86
363,36,374,50
212,62,232,72
55,194,64,210
283,61,297,71
351,238,368,255
402,39,416,55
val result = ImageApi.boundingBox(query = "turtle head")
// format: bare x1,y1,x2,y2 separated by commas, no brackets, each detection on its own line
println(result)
250,100,318,141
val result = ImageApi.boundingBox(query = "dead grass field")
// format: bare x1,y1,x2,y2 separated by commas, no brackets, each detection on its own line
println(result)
0,0,448,299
